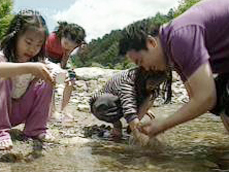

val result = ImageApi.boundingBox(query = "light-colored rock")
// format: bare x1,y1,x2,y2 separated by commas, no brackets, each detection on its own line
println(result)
53,67,189,111
75,80,88,93
74,67,120,80
86,80,99,93
77,104,90,112
55,84,65,96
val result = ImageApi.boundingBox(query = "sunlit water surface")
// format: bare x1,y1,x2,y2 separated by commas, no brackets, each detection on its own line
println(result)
1,104,229,172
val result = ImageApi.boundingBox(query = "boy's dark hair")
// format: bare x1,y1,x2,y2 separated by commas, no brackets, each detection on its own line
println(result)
55,21,86,44
119,22,160,56
134,67,172,106
0,9,49,62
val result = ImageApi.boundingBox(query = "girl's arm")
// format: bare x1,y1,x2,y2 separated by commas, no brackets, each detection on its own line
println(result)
138,96,153,120
0,62,54,84
0,62,32,77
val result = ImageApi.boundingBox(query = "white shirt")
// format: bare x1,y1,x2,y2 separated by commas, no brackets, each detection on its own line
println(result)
11,74,35,99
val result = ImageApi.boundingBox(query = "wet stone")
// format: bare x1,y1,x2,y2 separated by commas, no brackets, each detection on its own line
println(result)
0,153,24,163
82,124,112,138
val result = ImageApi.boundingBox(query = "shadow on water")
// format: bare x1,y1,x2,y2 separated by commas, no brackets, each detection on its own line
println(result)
0,104,229,172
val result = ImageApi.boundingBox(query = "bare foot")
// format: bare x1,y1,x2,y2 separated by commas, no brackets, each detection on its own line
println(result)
110,128,122,141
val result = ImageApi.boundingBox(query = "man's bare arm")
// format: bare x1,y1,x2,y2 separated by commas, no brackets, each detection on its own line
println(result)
141,62,217,136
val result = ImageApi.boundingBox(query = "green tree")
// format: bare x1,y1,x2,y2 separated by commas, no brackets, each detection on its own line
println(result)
73,0,201,70
0,0,13,40
174,0,201,17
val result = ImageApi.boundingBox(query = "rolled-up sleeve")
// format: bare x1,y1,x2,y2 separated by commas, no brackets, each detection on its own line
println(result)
118,81,138,123
170,25,210,82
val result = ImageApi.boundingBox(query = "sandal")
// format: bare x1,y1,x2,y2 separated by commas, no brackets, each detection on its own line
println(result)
0,131,13,151
36,132,55,143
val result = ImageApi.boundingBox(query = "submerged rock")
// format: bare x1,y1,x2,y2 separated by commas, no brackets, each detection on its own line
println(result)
0,153,24,163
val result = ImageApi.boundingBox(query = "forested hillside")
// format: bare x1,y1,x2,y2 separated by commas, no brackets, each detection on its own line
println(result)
0,0,200,69
72,0,201,69
0,0,13,40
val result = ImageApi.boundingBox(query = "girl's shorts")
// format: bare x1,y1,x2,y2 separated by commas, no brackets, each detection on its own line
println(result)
91,94,123,123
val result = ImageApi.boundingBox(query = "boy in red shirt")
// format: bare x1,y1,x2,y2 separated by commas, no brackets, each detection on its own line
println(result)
46,21,86,113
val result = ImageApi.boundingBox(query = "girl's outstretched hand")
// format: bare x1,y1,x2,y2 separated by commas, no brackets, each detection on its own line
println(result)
138,119,163,137
27,62,54,85
131,128,150,146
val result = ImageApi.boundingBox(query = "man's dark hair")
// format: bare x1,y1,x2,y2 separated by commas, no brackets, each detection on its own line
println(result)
119,21,160,56
55,21,86,44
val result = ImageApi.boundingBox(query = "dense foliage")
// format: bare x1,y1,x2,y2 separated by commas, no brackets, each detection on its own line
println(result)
174,0,201,17
0,0,200,69
72,11,174,69
0,0,13,40
72,0,201,69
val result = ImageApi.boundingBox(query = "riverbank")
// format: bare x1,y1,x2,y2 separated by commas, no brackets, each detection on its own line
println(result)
0,67,229,171
0,103,229,171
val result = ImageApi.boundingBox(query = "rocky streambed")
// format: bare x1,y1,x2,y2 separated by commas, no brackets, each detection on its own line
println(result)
0,67,229,172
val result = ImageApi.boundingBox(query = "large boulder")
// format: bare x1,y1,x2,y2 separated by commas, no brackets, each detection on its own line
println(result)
74,67,120,81
54,67,189,112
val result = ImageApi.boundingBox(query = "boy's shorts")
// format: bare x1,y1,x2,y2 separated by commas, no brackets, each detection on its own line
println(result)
91,94,123,123
210,73,229,116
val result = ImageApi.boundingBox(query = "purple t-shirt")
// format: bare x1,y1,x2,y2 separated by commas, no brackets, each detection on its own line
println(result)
160,0,229,82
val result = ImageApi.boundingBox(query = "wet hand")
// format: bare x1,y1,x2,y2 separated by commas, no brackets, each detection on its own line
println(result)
27,62,54,85
129,118,149,146
138,119,163,137
131,128,149,146
129,118,140,131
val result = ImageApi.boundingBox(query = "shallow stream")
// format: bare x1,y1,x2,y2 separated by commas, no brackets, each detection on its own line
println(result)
1,104,229,172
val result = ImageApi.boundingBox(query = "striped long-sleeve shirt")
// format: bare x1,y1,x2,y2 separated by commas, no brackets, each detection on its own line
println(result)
89,68,164,123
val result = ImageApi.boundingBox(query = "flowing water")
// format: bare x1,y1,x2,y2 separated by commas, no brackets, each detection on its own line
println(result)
1,103,229,172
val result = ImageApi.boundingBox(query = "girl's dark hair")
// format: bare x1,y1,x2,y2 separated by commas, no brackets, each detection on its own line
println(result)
134,67,172,106
0,9,48,62
55,21,86,44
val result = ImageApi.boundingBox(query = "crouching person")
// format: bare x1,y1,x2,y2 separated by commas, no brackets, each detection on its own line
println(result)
0,10,54,150
89,67,172,144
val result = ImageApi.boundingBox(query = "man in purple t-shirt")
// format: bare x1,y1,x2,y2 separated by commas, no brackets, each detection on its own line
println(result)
118,0,229,138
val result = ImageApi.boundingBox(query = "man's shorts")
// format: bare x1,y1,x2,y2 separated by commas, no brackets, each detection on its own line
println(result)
91,94,123,123
210,73,229,116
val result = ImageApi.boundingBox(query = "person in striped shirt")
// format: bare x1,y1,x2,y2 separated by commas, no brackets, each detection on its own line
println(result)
89,67,171,143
